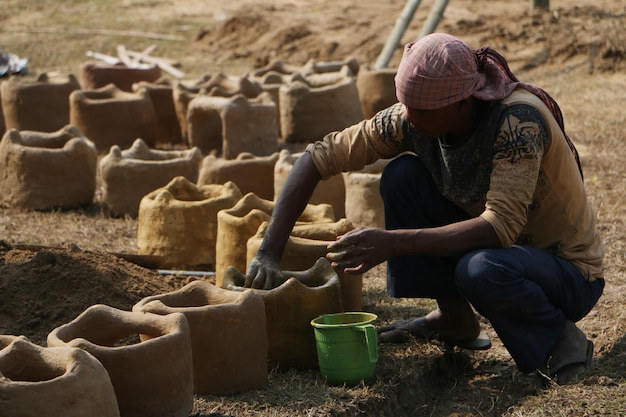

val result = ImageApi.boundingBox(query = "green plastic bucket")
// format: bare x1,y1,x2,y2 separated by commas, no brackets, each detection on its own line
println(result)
310,312,378,385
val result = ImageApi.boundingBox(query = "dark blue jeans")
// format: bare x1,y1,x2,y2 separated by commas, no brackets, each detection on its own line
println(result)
380,153,604,372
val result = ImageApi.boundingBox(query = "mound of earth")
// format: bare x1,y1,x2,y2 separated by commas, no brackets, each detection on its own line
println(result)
0,242,191,346
197,4,625,74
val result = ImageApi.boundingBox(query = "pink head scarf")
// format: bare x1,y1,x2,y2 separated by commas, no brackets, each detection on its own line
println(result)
394,33,582,177
395,33,517,110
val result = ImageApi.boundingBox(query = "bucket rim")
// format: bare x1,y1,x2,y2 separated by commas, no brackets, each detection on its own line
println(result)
310,311,377,328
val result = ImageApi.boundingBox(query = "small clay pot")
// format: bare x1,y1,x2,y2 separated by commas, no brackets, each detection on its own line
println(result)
47,305,193,417
133,280,268,395
247,220,363,311
214,192,335,284
0,335,120,417
222,257,344,370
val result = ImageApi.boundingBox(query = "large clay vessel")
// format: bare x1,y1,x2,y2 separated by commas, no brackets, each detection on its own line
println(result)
69,84,158,152
98,138,203,217
199,72,261,98
0,127,97,210
132,79,183,146
133,281,268,395
47,304,194,417
247,220,363,312
248,60,305,83
137,177,242,269
187,93,278,158
297,64,356,89
220,93,278,159
185,95,227,155
214,192,335,284
222,258,344,370
274,149,346,218
302,57,360,77
278,69,363,144
343,159,389,228
0,335,120,417
247,60,306,138
79,61,162,92
172,81,201,145
1,73,81,132
198,151,279,201
355,66,398,118
171,78,212,145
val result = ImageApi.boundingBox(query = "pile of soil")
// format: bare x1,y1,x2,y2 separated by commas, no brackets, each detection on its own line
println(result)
197,4,625,74
0,242,191,346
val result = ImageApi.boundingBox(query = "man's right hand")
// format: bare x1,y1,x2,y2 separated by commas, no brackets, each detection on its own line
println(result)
245,253,285,290
245,151,323,290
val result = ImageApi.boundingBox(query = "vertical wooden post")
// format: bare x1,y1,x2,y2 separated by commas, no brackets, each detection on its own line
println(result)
418,0,451,39
374,0,423,69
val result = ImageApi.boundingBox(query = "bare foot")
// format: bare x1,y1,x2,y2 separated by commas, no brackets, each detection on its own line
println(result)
419,297,481,343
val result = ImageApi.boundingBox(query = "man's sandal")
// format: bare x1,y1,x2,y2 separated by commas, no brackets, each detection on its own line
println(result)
377,317,492,351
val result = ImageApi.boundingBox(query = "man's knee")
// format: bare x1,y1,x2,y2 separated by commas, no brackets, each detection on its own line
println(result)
380,153,424,195
455,249,514,297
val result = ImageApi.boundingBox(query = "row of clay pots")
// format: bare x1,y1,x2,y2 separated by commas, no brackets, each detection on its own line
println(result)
0,258,347,417
0,60,397,153
0,129,386,226
137,177,364,313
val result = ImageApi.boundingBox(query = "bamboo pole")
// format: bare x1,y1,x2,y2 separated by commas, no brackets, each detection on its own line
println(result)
418,0,451,39
374,0,423,69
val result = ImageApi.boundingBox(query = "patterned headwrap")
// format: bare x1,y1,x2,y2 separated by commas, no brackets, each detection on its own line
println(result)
395,33,582,177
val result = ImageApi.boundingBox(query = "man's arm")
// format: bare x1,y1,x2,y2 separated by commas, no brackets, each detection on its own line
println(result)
245,152,322,289
327,217,501,275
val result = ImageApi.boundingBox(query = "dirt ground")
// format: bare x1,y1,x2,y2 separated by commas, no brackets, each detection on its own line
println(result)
1,0,626,416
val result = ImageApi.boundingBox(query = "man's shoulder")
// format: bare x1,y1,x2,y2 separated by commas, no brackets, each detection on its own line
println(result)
370,102,407,144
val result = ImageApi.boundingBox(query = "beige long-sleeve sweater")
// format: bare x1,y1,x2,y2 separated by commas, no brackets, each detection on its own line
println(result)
306,89,604,281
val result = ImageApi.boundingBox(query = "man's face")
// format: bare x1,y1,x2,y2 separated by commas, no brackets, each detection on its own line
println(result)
404,101,462,139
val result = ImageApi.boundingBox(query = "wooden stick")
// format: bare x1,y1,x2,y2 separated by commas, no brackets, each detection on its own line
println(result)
116,44,134,67
130,44,158,66
86,50,120,64
126,50,186,78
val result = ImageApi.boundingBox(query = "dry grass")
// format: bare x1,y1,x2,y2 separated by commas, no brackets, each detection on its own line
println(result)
1,0,626,416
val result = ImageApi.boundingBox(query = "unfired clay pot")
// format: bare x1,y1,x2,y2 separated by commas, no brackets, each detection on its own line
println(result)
274,149,346,218
247,220,364,311
132,79,183,146
0,126,97,210
47,305,194,417
301,57,360,77
79,61,162,92
278,70,363,144
0,72,81,132
343,159,389,229
246,60,306,138
69,83,158,152
0,335,120,417
172,79,210,145
187,93,278,159
214,192,335,285
133,281,268,395
137,177,242,269
355,66,398,118
222,257,344,370
198,72,261,99
98,138,203,217
198,152,279,201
